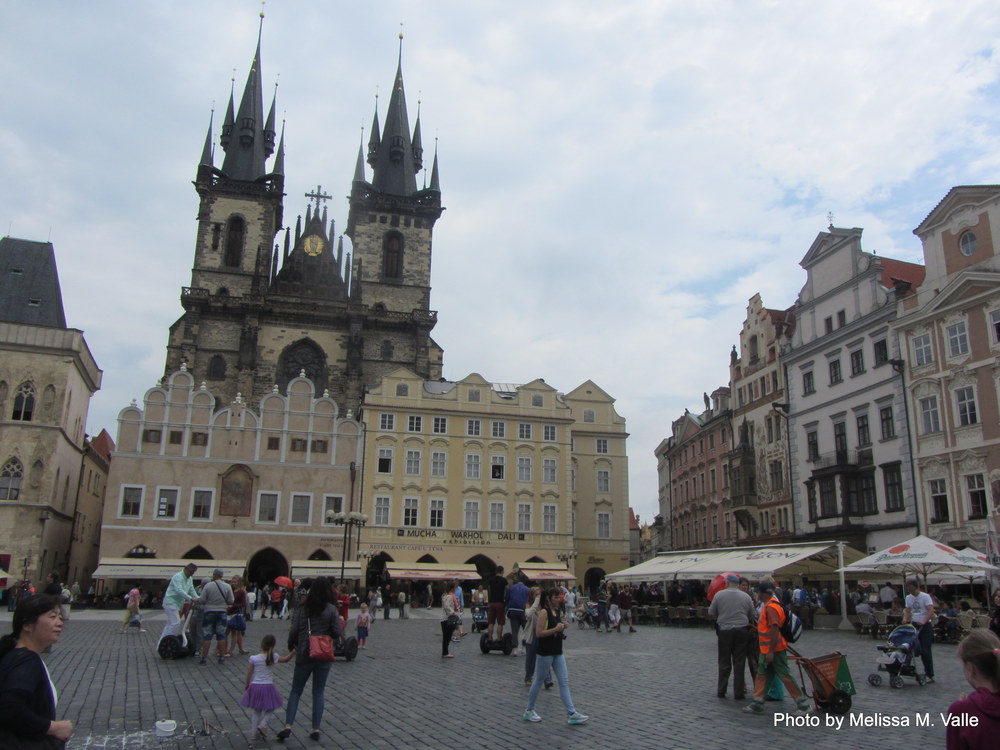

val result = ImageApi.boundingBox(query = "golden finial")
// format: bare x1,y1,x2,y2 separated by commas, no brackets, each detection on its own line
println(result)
260,0,265,19
399,22,404,40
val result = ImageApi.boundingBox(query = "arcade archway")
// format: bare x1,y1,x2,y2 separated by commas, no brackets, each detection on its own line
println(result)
247,547,288,588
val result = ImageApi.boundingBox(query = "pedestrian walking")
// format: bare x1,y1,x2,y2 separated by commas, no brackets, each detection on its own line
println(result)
904,579,936,683
240,634,293,741
382,584,392,620
523,586,552,688
523,587,588,725
227,575,249,656
120,585,144,633
356,603,371,649
441,581,460,658
277,577,342,743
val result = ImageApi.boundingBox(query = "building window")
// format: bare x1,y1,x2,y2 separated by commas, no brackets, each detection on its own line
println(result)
597,469,610,493
829,359,842,384
518,423,532,440
991,310,1000,343
433,417,447,434
913,333,933,366
377,447,393,473
845,477,860,515
383,232,403,279
191,432,208,446
266,436,280,451
191,490,213,520
517,456,532,482
322,495,344,524
517,502,531,532
468,388,481,403
143,429,161,444
930,479,949,523
542,504,557,533
959,230,978,256
491,421,506,438
405,449,421,476
543,424,557,442
403,497,419,527
879,406,895,439
819,478,837,517
395,383,409,397
860,474,877,514
224,215,245,267
956,386,978,426
967,474,988,518
802,371,815,395
850,349,865,376
467,419,481,437
431,451,447,477
597,512,611,539
207,355,226,380
379,413,395,431
919,396,941,434
156,489,178,520
837,310,847,327
290,438,308,452
833,422,848,463
491,455,505,480
374,496,391,526
465,453,481,480
120,485,142,517
806,430,819,461
290,494,311,524
429,498,444,528
310,439,328,453
947,321,970,357
0,457,22,498
873,339,889,366
257,493,278,523
884,464,904,511
769,460,783,491
824,317,834,334
542,457,557,483
596,438,608,454
583,409,595,423
857,414,871,447
407,415,422,432
532,394,543,407
464,500,480,529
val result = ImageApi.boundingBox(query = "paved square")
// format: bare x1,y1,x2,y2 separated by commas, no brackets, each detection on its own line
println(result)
1,608,969,749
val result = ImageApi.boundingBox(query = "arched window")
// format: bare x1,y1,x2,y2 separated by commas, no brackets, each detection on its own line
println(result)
208,355,227,380
383,233,403,279
224,216,246,268
0,458,23,500
12,382,35,421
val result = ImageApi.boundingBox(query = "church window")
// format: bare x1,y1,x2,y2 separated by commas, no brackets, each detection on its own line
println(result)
224,216,246,268
0,458,23,500
208,355,227,380
12,382,35,421
383,233,403,280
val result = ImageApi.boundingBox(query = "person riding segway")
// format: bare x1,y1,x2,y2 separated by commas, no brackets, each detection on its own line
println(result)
480,566,515,655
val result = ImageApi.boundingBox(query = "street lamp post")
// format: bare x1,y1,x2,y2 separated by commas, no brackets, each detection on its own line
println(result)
557,551,577,584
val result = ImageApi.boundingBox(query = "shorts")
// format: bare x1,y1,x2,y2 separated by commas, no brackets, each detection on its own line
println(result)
202,610,227,641
488,602,505,628
757,648,791,678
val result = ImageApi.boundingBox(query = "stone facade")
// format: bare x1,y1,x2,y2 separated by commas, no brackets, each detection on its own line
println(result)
894,186,1000,553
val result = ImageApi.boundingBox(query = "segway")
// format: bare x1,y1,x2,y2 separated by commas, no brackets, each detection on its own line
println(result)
479,620,516,655
157,604,200,660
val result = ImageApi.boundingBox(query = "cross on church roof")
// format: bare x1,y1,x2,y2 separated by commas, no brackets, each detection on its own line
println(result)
305,185,332,210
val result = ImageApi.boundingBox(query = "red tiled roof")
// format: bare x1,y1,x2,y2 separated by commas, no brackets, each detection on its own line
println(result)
629,507,640,530
89,429,116,460
879,257,925,291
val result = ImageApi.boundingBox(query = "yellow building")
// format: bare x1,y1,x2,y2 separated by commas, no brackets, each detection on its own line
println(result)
356,370,630,593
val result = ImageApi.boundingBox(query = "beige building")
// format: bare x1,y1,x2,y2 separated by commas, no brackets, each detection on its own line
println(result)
99,367,362,586
357,370,630,593
0,237,104,589
894,186,1000,552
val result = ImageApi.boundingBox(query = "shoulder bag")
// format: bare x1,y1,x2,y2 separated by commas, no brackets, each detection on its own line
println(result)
308,614,335,662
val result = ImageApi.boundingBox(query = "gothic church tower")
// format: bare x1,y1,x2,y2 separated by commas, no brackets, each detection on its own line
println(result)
165,26,443,413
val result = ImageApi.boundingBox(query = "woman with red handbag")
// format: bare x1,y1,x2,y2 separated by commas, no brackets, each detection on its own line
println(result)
276,577,342,743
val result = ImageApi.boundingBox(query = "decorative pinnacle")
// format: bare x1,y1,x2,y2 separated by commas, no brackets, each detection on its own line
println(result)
305,185,332,210
260,0,265,19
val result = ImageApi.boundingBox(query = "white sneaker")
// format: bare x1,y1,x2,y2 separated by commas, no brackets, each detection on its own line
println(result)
523,710,542,722
568,712,589,725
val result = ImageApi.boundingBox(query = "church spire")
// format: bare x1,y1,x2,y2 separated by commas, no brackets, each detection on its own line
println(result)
272,122,285,176
353,138,366,183
370,34,418,196
220,17,271,181
429,139,440,193
366,97,381,168
199,111,214,169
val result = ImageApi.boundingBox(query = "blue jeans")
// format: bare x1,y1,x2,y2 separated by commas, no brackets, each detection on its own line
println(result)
916,621,934,678
524,641,552,683
285,661,332,730
201,610,227,641
526,653,575,715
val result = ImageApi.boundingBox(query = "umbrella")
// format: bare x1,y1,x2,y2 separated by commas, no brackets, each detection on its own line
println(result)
840,534,1000,580
274,576,293,588
706,572,738,602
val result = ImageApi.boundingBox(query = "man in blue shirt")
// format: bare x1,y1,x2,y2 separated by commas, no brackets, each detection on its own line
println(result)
506,578,531,655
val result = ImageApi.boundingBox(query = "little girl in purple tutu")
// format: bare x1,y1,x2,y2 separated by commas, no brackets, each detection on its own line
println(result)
240,634,293,740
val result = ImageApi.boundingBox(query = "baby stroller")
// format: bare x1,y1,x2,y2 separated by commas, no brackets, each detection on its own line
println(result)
470,604,488,633
867,624,927,688
576,600,598,629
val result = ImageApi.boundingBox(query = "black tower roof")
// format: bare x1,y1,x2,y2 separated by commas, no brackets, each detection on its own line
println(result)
0,237,68,328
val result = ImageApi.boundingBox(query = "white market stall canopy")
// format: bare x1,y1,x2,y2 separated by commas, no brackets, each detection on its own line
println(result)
606,542,866,583
514,563,572,581
93,558,247,580
385,562,480,581
290,561,362,580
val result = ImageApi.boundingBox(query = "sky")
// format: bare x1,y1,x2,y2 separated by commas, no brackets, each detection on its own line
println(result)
3,1,1000,526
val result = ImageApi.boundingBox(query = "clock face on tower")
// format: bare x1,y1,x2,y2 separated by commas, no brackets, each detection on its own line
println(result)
303,235,325,256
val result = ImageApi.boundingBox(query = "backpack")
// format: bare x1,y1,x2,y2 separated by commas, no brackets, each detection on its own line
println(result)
778,601,803,643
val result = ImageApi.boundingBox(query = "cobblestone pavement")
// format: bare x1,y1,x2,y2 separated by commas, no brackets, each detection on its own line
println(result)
0,607,969,749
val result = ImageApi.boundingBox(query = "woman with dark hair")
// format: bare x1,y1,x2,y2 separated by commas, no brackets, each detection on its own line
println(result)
277,576,342,743
522,588,588,725
0,594,73,747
